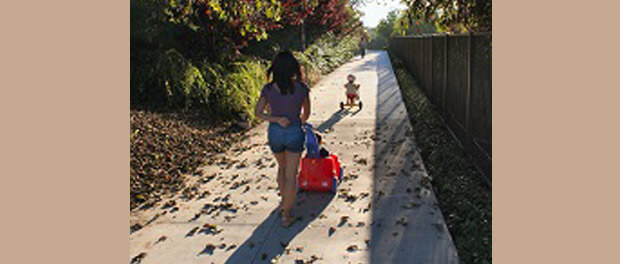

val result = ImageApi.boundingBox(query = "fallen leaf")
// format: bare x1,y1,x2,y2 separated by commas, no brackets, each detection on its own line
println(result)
201,244,216,255
346,245,359,252
396,217,409,226
402,201,421,209
130,223,143,233
186,226,199,237
155,235,167,244
130,252,147,264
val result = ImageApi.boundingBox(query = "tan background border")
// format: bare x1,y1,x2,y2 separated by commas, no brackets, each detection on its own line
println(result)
494,1,620,263
1,1,619,263
1,1,128,263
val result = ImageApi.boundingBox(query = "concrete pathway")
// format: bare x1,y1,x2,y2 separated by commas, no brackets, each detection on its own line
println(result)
130,51,459,264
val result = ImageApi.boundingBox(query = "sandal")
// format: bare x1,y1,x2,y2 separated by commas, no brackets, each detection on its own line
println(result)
281,215,295,227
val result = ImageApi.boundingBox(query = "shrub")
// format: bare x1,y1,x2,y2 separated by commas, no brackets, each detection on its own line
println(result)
206,60,267,121
302,32,360,74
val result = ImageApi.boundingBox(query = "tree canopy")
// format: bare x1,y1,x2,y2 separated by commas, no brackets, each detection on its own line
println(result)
401,0,491,32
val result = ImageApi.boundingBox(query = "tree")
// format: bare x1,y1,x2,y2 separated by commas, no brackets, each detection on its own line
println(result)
164,0,285,55
401,0,491,32
367,9,399,49
162,0,361,57
394,11,436,36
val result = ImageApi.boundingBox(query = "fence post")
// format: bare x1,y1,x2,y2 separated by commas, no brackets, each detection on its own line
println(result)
429,36,433,101
421,36,425,92
465,32,473,149
442,34,448,111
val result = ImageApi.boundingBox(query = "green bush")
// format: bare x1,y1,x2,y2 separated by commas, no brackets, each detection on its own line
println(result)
205,60,267,121
302,32,360,75
131,49,209,109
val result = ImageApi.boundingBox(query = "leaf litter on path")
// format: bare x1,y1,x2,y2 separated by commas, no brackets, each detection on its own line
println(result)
130,252,147,264
396,217,409,226
200,244,216,255
155,235,167,244
199,223,222,235
295,255,321,264
130,110,243,210
402,201,421,209
346,245,359,252
186,226,199,237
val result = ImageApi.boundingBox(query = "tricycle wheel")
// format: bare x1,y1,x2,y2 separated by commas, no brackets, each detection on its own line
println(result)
359,101,363,110
339,167,343,182
340,102,344,110
331,177,338,193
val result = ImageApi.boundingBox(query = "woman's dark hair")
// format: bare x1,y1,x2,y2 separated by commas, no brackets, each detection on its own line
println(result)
267,51,302,95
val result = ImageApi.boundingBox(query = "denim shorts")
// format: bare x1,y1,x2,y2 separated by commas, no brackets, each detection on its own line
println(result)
267,122,305,153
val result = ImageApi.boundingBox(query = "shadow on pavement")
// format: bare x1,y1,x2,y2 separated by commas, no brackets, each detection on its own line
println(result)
369,51,458,263
316,109,350,133
225,192,334,264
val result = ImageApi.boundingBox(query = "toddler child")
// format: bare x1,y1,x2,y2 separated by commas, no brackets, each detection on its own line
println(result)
314,133,330,158
344,74,360,105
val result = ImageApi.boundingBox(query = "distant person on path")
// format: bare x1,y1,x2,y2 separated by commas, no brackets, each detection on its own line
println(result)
360,35,367,58
255,51,311,227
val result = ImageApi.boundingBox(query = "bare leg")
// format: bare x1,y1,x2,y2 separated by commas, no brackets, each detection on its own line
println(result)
274,153,286,194
281,151,302,226
273,152,286,210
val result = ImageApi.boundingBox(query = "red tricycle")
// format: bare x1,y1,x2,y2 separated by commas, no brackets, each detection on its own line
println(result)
297,124,343,193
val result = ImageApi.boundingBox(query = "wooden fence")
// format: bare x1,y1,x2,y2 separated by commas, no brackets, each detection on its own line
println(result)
389,33,492,180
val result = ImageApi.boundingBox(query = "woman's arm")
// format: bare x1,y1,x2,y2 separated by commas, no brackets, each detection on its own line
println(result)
255,96,290,126
300,95,311,123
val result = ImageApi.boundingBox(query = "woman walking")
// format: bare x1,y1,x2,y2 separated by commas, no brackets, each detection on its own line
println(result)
254,51,311,227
